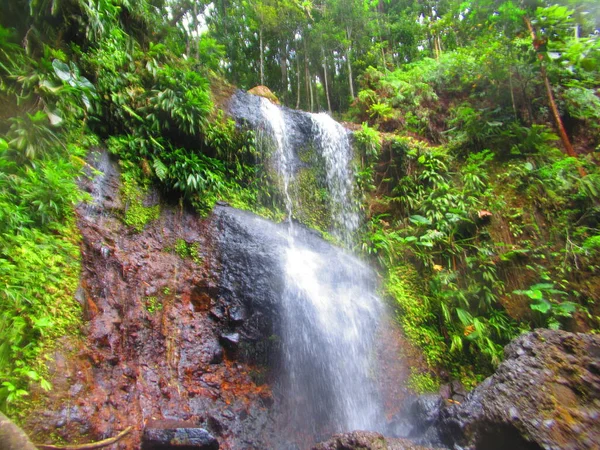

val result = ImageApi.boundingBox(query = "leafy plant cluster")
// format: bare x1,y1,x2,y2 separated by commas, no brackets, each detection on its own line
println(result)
79,23,267,216
0,26,97,409
361,129,600,385
0,0,274,413
173,238,202,265
347,2,600,386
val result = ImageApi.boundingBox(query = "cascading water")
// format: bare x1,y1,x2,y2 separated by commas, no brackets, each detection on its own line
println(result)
231,92,386,446
258,99,296,224
227,93,386,449
310,113,359,246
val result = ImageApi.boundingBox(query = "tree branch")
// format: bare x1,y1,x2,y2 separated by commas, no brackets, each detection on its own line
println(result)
36,427,133,450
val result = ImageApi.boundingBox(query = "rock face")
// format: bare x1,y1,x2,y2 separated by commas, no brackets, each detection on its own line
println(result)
438,329,600,449
21,152,279,449
311,330,600,450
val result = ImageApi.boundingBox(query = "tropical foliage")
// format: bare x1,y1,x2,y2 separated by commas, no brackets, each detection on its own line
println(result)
0,0,598,408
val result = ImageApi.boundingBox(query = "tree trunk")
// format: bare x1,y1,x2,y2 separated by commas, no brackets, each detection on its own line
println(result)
304,38,313,112
259,27,265,86
322,46,332,114
0,411,37,450
296,50,301,109
346,27,355,100
509,66,518,120
309,73,314,112
281,42,288,96
524,16,585,177
193,3,200,60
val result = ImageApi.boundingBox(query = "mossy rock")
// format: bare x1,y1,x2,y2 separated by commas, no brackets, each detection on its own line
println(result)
248,86,280,105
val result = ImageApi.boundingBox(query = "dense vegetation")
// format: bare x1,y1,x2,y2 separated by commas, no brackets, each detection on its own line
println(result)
0,0,598,414
0,0,267,413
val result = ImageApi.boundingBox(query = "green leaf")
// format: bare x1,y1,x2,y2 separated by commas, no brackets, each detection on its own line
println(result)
40,378,52,391
530,299,552,314
52,59,72,82
528,289,543,300
530,283,554,290
409,215,432,226
46,110,63,126
153,157,168,181
456,308,473,326
554,301,577,316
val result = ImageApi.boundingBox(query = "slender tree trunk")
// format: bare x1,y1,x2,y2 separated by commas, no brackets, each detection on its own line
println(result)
296,50,301,109
509,66,518,120
309,73,314,112
322,46,332,114
346,27,354,100
280,42,288,99
524,16,585,176
304,38,313,111
193,3,199,60
259,27,265,86
346,47,354,99
346,27,355,99
305,61,311,111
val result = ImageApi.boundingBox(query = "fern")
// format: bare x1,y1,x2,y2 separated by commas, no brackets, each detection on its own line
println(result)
153,157,168,181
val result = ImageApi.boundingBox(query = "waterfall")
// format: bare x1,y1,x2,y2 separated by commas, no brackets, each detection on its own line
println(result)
232,92,386,445
258,99,295,225
310,113,359,246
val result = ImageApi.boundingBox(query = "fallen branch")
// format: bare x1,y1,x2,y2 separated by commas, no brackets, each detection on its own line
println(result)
36,426,132,450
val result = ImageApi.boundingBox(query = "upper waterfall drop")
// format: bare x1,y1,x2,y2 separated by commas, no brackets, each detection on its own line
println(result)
310,113,359,246
257,98,295,225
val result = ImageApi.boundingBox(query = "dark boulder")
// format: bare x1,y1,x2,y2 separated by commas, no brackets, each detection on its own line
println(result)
439,329,600,449
219,332,240,348
211,206,285,352
142,420,219,449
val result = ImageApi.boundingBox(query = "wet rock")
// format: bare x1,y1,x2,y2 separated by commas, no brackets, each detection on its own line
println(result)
220,332,240,348
406,395,443,441
228,305,247,324
209,305,226,321
311,431,441,450
142,420,219,449
206,341,224,364
228,90,314,163
385,395,444,447
438,380,466,404
211,206,286,366
438,329,600,450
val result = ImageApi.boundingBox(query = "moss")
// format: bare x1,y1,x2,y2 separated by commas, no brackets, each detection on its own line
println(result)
121,174,160,232
386,264,448,368
291,167,331,232
145,296,163,314
408,371,440,394
173,239,203,264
